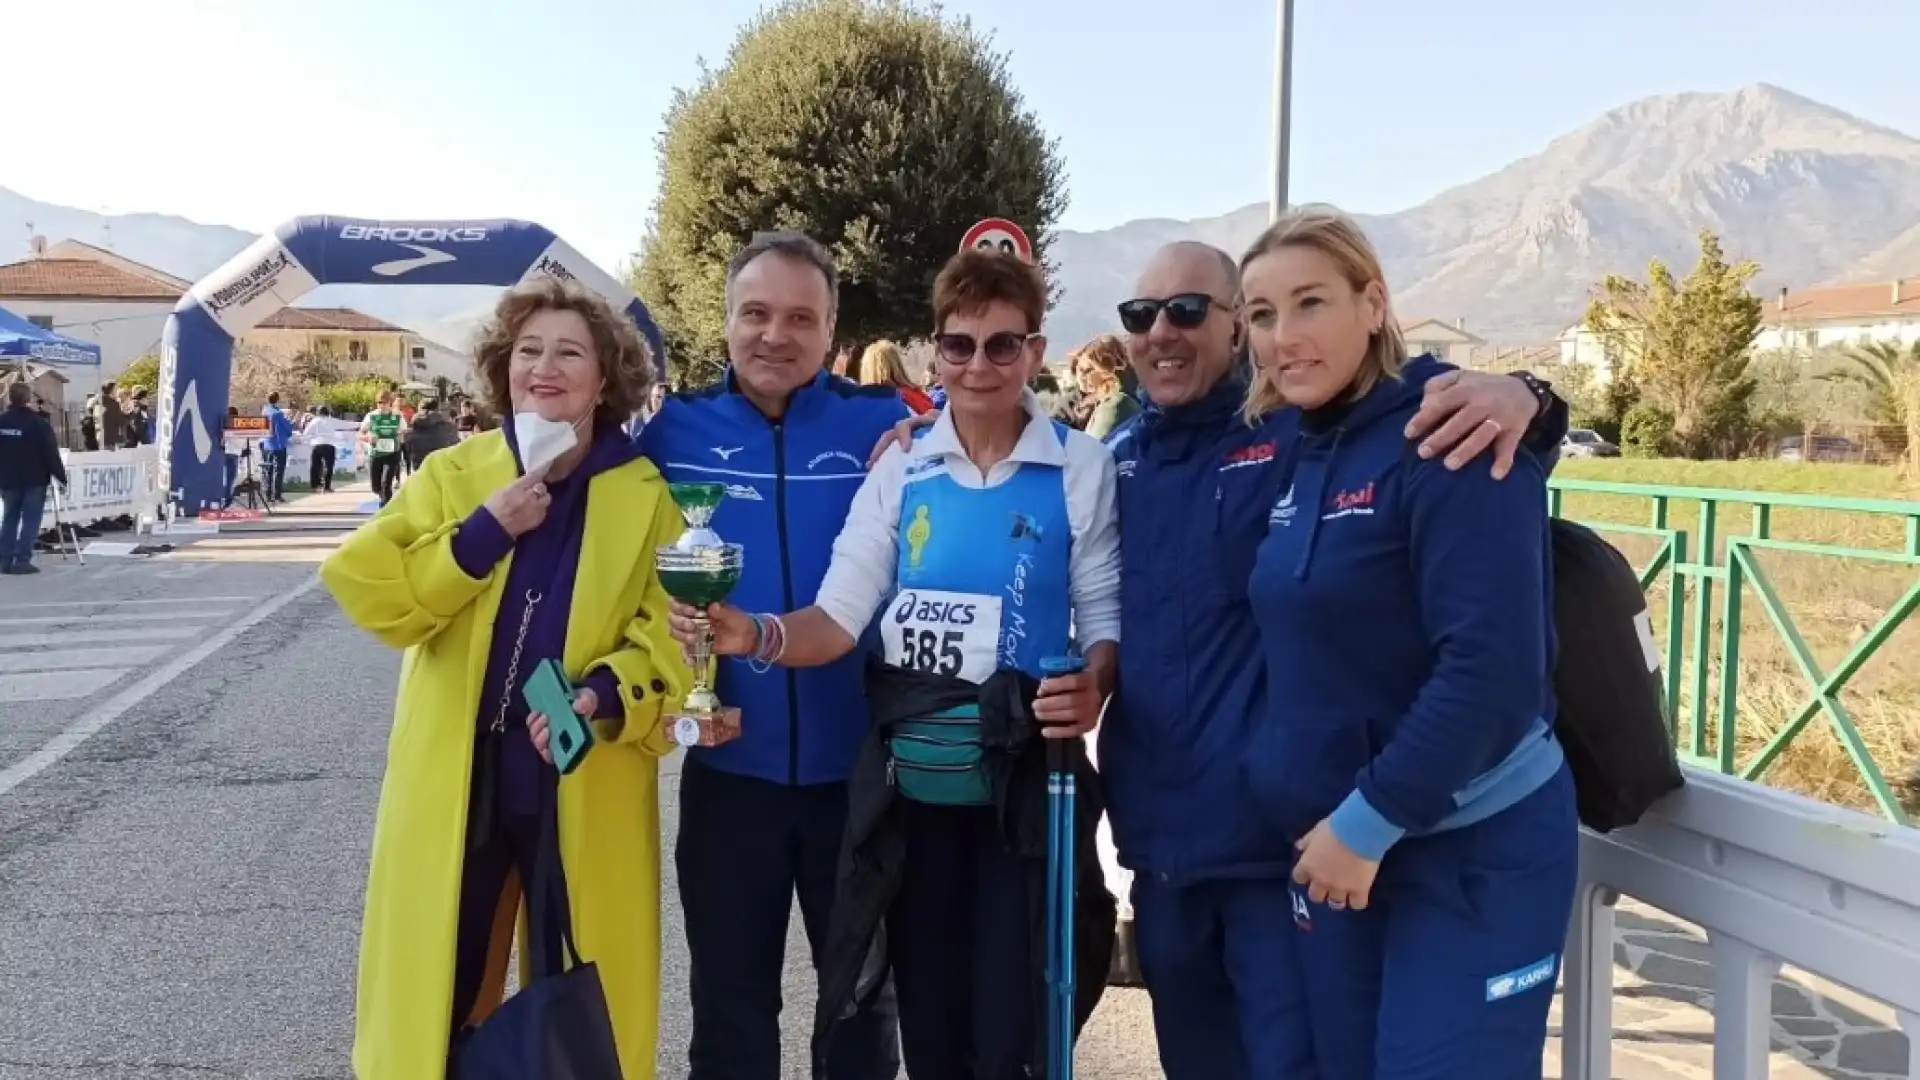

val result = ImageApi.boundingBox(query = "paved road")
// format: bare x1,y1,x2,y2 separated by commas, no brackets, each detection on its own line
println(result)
0,498,1909,1078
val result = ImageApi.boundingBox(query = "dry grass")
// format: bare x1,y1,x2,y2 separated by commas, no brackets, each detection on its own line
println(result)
1552,458,1920,819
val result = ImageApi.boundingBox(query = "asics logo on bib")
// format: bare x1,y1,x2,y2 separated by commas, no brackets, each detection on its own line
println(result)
892,592,979,626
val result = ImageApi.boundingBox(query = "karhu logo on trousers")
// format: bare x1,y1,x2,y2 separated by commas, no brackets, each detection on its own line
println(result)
1486,954,1557,1001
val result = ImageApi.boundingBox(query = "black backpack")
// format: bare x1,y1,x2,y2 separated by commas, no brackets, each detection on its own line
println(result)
1549,519,1685,831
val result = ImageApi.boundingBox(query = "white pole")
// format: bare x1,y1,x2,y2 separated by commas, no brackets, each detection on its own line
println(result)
1270,0,1295,222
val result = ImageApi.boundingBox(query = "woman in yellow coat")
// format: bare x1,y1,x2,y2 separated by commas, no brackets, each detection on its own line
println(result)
321,278,690,1079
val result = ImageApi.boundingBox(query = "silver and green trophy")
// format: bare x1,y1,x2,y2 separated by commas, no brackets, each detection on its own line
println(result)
655,482,745,749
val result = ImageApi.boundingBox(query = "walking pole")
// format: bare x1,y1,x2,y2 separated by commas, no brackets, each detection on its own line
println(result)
1040,654,1085,1080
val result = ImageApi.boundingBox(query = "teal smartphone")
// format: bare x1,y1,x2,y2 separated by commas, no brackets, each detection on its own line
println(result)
523,658,595,775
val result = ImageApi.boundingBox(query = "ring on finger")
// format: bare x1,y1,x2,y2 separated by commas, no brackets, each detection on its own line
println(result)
1328,896,1348,910
1481,418,1504,434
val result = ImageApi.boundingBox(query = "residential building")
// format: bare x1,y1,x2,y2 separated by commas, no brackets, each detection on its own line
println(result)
1557,322,1623,382
242,307,473,390
1753,278,1920,352
1400,318,1486,366
0,240,183,390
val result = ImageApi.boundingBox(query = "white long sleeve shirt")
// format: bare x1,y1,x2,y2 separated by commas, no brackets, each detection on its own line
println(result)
814,389,1122,651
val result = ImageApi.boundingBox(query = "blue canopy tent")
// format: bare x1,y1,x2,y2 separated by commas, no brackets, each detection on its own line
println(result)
0,304,103,367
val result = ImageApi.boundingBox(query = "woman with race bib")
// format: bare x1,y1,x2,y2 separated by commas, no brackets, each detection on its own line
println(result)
668,247,1121,1080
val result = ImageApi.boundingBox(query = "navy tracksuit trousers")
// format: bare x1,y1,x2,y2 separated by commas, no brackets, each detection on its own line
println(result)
1138,764,1578,1080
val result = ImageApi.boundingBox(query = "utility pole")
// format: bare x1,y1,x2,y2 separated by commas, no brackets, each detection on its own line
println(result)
1269,0,1294,222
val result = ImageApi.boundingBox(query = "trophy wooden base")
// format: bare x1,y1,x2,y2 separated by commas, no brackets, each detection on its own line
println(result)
670,707,742,749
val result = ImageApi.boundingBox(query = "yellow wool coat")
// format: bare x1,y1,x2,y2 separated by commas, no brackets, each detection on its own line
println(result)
319,430,690,1080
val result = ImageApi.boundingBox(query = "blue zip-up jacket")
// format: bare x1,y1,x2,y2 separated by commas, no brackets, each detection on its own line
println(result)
261,404,293,452
1102,357,1567,884
1247,375,1565,863
639,368,909,786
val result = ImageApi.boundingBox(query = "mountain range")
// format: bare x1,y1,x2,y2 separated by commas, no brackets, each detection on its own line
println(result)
7,82,1920,357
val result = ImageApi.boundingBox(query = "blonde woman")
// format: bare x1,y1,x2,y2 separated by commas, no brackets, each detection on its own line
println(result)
1242,206,1574,1079
858,339,936,414
1068,334,1139,440
322,278,690,1079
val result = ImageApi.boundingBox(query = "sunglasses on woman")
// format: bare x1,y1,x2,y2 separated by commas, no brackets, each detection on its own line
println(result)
1116,293,1234,335
935,330,1036,367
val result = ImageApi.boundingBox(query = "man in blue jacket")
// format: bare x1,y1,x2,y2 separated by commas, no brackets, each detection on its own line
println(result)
1100,241,1566,1080
0,381,68,575
638,231,905,1080
260,391,294,503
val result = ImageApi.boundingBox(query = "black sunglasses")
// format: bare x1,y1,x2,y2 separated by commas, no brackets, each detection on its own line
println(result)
935,330,1034,367
1117,293,1234,334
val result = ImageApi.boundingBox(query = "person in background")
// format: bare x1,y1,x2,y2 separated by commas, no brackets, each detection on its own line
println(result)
405,399,460,470
636,231,904,1080
360,393,407,507
128,389,154,446
1070,334,1141,441
455,399,480,439
302,406,343,493
223,405,244,506
857,339,936,414
320,278,690,1080
1241,206,1575,1078
0,381,66,575
260,392,293,503
830,345,858,378
80,391,100,451
94,382,124,452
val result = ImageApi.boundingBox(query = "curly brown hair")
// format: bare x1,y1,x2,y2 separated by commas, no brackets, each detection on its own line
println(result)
1068,333,1129,398
471,278,655,424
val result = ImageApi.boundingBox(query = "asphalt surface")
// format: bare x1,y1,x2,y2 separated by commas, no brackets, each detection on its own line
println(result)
1,498,1903,1079
0,517,1166,1079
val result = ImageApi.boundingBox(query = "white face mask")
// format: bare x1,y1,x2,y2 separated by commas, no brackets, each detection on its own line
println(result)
513,411,587,476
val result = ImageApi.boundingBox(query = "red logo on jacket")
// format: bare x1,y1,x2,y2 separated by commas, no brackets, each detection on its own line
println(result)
1218,441,1276,471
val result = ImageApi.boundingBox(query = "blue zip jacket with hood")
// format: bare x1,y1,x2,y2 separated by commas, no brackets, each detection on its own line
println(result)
1246,374,1565,862
639,368,909,786
1101,356,1566,884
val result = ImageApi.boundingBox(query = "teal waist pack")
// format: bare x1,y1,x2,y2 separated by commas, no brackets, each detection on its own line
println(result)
886,704,990,807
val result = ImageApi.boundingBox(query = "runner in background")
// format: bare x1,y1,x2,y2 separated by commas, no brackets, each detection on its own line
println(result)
360,392,407,507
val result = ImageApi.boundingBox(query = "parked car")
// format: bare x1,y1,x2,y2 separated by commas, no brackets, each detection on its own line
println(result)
1777,435,1861,463
1561,428,1620,458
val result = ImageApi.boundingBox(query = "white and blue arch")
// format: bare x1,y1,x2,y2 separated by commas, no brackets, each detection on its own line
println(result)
157,216,664,515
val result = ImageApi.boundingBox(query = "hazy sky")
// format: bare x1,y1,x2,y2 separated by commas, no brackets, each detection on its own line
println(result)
9,0,1920,273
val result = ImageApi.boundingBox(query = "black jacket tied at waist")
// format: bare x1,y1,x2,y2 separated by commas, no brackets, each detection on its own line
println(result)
810,658,1116,1078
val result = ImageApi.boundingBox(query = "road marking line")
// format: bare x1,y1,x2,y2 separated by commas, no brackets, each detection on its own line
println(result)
0,596,263,611
0,668,135,703
0,627,201,649
0,613,233,627
0,575,324,798
0,646,174,673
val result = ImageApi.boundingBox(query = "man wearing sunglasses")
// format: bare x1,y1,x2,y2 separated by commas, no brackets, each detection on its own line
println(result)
1099,241,1567,1080
637,231,903,1080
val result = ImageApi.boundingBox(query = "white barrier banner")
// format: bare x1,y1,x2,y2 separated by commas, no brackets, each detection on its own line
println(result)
285,433,361,483
59,447,161,523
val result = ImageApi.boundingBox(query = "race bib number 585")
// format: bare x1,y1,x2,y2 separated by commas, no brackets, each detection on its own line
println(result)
883,589,1002,684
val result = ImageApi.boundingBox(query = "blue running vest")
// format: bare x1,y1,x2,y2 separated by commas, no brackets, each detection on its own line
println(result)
882,423,1075,681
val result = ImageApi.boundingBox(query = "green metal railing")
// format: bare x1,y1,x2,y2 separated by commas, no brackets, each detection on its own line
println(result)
1548,479,1920,824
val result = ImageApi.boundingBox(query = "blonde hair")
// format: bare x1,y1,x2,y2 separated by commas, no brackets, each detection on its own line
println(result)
1241,204,1406,424
857,340,911,389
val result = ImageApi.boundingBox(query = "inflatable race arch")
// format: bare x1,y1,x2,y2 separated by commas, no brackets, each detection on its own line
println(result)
157,216,664,516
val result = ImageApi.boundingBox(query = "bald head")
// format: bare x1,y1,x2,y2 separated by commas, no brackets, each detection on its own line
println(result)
1138,241,1241,303
1122,241,1244,408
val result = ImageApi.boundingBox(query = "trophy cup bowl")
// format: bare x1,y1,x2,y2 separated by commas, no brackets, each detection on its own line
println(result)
656,482,745,749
